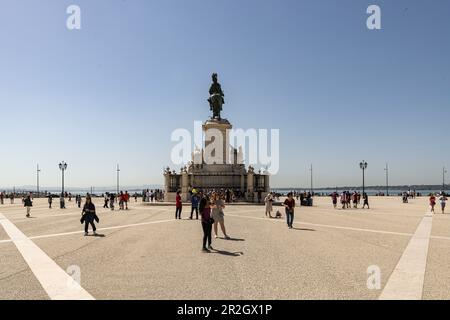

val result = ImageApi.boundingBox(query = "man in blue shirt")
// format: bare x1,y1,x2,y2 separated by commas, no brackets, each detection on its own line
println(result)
190,192,200,220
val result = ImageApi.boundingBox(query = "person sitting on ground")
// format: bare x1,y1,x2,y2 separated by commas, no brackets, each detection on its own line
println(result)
275,210,282,219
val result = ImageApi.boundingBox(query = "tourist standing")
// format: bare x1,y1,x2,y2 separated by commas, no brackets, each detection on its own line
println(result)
77,195,82,208
81,195,98,236
362,193,369,209
48,194,53,209
118,191,124,210
200,195,213,252
430,194,436,213
0,192,4,205
440,194,447,214
103,194,109,208
212,193,229,239
124,191,130,210
265,192,274,218
24,194,32,218
340,192,346,209
352,192,358,208
10,193,14,204
175,191,182,219
283,192,295,229
331,192,338,209
190,192,200,219
110,193,115,211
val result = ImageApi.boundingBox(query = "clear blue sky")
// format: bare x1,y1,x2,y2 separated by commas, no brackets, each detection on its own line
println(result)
0,0,449,189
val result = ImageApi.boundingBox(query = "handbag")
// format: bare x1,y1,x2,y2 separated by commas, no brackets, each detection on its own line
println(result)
208,217,215,224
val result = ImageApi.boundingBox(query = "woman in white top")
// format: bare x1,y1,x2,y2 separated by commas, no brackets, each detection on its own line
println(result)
265,193,274,218
440,194,448,214
211,193,230,239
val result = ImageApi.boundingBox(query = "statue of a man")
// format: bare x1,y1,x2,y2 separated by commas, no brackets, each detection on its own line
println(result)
208,73,225,119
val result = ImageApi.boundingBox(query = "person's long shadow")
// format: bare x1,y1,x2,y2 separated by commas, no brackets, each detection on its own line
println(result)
291,227,315,232
210,248,244,256
92,233,106,237
219,237,245,241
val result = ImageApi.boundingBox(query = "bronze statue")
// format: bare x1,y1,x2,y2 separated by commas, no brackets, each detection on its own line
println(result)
208,73,225,119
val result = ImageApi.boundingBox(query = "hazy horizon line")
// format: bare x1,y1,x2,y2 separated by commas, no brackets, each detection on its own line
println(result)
0,184,447,191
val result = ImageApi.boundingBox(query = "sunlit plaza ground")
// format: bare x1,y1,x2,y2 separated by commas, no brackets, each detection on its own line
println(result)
1,196,450,300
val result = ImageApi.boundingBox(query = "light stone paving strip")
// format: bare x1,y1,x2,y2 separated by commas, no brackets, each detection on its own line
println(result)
1,213,450,245
0,213,94,300
226,213,415,237
379,213,433,300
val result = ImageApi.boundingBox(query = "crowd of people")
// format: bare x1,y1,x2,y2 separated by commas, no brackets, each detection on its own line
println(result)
0,192,17,204
175,189,232,252
429,193,447,214
2,188,449,246
142,189,164,202
330,191,369,209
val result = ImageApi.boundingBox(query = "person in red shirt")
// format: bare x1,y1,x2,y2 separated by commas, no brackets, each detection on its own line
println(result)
175,191,182,219
283,192,295,229
430,194,436,213
124,191,130,210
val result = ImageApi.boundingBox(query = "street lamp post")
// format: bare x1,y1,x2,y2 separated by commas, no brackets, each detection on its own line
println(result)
359,160,368,196
309,164,313,195
117,164,120,195
443,167,447,193
59,161,67,209
384,163,389,196
36,164,41,198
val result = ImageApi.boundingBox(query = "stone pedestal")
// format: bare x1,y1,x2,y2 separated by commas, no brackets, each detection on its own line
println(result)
202,119,232,165
163,117,270,203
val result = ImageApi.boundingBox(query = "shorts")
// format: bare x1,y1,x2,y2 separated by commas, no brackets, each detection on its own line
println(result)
212,210,224,223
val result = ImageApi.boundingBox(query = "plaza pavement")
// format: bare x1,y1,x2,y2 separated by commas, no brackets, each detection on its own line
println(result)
0,196,449,300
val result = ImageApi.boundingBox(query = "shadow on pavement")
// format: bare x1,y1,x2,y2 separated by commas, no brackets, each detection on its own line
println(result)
220,237,245,241
210,249,244,256
291,228,315,232
90,233,106,237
